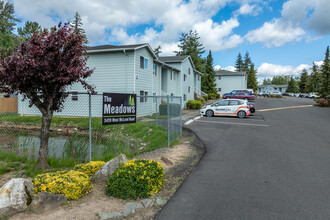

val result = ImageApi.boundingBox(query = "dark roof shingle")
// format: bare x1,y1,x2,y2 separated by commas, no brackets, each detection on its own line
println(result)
87,43,146,51
158,55,189,63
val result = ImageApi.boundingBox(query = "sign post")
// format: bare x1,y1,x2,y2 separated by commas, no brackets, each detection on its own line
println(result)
102,93,137,125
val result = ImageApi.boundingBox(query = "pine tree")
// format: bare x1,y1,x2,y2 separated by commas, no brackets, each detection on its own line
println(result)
309,62,321,92
242,51,251,72
154,45,162,57
0,1,20,34
299,69,309,93
319,46,330,98
175,30,205,73
247,63,258,91
235,52,243,71
70,12,87,42
17,21,41,41
286,76,299,93
202,50,217,94
263,78,272,85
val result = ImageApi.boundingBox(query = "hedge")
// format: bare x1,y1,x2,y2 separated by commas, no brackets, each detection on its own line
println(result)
186,100,202,109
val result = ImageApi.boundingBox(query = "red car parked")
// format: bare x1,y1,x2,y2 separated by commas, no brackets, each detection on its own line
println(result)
222,92,255,101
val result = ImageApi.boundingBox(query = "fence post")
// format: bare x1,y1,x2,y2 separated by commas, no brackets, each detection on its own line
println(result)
180,96,182,135
89,93,92,162
167,95,170,147
156,96,158,127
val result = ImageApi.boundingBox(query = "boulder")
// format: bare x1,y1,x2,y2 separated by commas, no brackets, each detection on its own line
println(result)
30,192,67,214
0,178,35,217
92,154,128,182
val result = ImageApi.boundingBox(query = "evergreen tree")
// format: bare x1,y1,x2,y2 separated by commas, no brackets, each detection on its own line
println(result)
309,62,322,92
271,75,290,85
0,1,20,34
175,30,205,73
202,50,217,94
17,21,41,41
242,51,251,72
299,69,309,93
286,76,299,93
235,52,243,71
70,12,87,42
319,46,330,98
263,78,272,85
153,45,162,57
247,63,258,91
0,1,21,54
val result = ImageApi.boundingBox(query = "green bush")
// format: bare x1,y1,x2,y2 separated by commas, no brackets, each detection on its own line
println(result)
197,96,206,104
159,103,181,116
106,159,165,199
207,93,220,100
269,94,276,98
202,96,208,102
276,95,283,98
186,100,202,109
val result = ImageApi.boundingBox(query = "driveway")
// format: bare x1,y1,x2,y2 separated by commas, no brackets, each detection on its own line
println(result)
156,97,330,219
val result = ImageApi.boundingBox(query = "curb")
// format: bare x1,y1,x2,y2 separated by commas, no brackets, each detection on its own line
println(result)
184,115,201,125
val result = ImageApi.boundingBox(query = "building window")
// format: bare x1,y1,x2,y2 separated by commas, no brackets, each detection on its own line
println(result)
218,76,221,80
71,91,78,101
188,86,190,93
153,64,157,76
184,74,187,81
184,94,187,101
140,56,144,69
198,75,200,80
140,56,148,69
173,71,176,80
188,68,191,75
140,91,148,102
218,88,221,92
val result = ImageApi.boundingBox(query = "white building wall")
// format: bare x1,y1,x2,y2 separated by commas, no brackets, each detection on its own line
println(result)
215,75,247,96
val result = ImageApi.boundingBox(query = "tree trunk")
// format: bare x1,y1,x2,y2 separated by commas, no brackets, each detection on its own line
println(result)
34,111,53,170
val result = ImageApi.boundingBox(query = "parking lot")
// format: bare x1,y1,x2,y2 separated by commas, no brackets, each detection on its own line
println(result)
157,97,330,220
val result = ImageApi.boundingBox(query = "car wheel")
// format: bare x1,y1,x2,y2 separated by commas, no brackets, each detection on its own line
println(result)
206,110,214,117
237,110,246,119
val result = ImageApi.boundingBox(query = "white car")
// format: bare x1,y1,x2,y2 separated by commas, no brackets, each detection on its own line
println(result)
200,99,251,119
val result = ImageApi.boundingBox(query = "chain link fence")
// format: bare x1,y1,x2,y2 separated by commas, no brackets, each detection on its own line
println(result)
0,93,182,163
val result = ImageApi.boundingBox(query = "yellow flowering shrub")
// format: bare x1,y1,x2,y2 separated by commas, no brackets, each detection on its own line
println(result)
32,170,92,200
106,159,165,199
74,161,105,177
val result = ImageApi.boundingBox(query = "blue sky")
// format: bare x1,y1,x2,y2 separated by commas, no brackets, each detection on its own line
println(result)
11,0,330,82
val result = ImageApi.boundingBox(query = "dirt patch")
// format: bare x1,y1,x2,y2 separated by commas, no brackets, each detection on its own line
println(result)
9,128,205,220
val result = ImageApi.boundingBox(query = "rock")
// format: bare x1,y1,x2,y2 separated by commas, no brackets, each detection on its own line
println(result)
0,178,35,217
161,156,174,166
98,211,123,220
141,199,153,208
92,154,128,182
139,147,144,151
123,202,143,217
30,192,67,214
155,198,166,206
57,129,62,132
74,128,78,132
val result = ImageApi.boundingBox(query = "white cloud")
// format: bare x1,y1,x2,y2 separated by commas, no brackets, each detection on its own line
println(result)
193,18,243,51
314,61,324,66
224,66,236,72
214,65,221,71
245,19,305,47
235,3,261,16
12,0,249,52
257,63,312,77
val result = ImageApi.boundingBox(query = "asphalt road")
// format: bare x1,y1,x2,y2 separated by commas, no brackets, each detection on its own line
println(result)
156,97,330,220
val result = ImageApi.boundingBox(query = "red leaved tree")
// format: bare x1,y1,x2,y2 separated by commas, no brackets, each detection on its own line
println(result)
0,23,95,170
